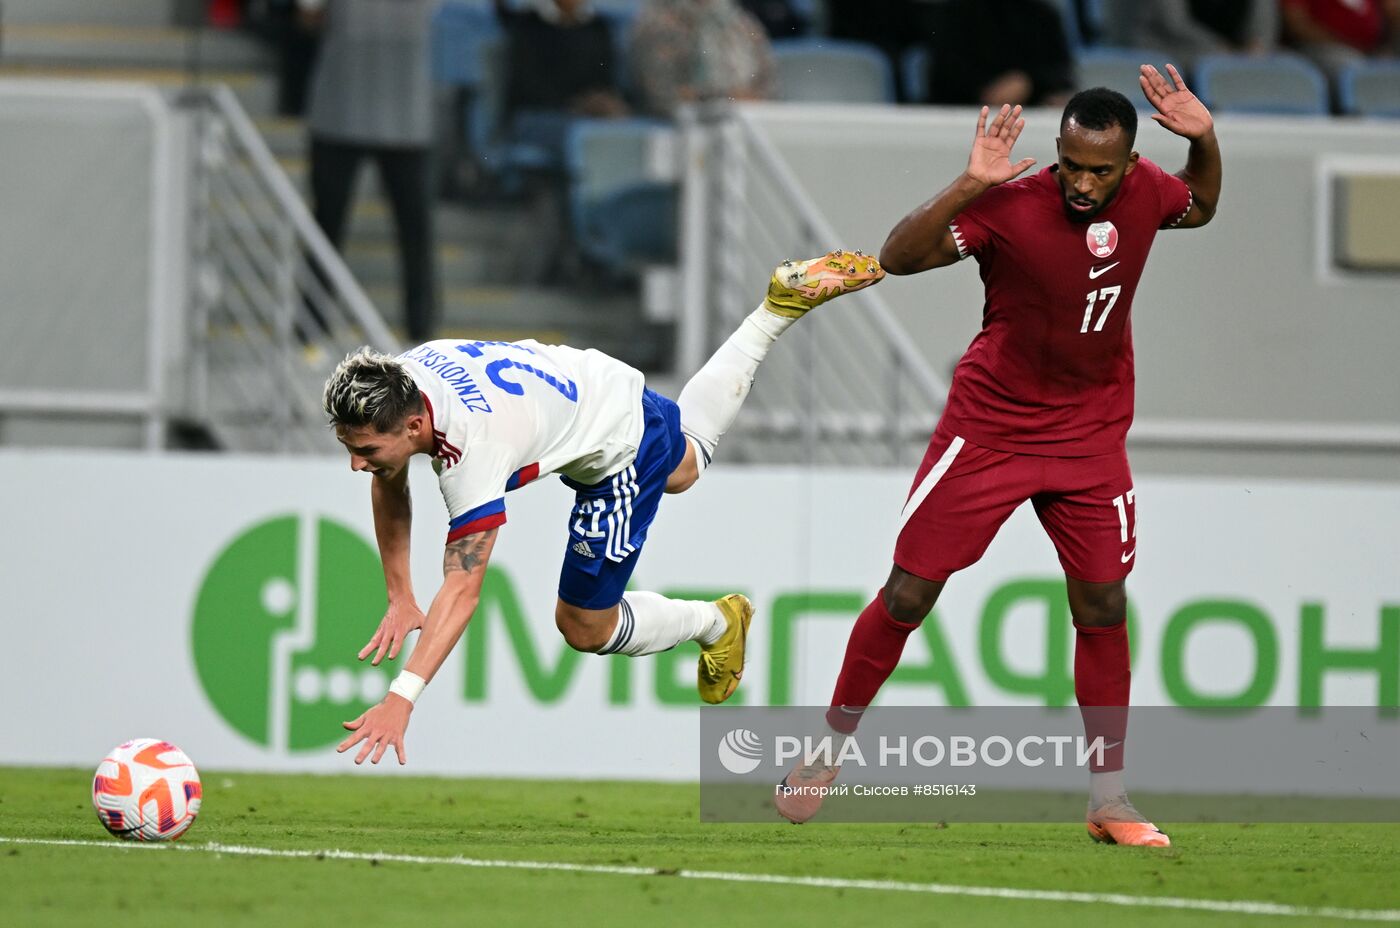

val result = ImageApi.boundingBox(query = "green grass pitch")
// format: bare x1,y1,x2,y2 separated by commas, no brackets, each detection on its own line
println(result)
3,767,1398,927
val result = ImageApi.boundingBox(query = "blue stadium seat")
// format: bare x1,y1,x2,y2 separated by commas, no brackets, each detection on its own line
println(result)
431,2,501,89
901,45,931,104
772,38,896,104
1338,60,1400,118
1194,53,1329,116
433,1,571,194
1075,47,1180,110
566,118,679,273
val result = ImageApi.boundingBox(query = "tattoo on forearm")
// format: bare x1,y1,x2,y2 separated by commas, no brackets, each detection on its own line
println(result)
443,529,495,574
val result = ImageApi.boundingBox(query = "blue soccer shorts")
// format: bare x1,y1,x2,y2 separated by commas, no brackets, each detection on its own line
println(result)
556,388,686,610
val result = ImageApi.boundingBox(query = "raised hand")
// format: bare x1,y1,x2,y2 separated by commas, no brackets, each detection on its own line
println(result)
359,600,426,665
966,104,1037,188
1140,64,1213,140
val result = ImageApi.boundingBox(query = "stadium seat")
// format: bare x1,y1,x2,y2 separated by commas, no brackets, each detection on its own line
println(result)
1338,60,1400,118
901,45,931,104
1075,47,1180,110
433,1,563,194
566,118,679,273
431,1,501,90
772,38,896,104
1194,53,1328,116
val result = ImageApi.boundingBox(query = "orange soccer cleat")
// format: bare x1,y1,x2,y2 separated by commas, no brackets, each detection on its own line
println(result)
1086,796,1172,847
774,761,841,824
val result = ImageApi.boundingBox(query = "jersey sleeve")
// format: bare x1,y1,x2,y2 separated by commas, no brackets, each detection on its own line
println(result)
1149,159,1193,229
949,182,1017,260
949,202,994,260
437,442,516,541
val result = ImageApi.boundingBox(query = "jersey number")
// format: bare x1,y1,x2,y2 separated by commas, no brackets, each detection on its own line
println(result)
573,499,608,538
1080,285,1122,334
456,341,579,403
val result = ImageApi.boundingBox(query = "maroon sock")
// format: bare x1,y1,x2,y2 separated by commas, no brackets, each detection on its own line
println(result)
1074,619,1130,773
826,591,921,734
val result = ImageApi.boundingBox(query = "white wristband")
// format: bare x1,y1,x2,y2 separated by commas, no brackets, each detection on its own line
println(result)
388,671,426,704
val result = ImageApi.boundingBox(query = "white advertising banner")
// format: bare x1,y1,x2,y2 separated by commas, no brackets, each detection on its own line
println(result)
3,450,1396,780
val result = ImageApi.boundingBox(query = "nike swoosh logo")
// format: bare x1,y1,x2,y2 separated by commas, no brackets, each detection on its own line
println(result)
1121,548,1136,563
1090,261,1120,279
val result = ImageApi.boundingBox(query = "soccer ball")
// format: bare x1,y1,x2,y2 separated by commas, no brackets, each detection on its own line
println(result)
92,739,203,841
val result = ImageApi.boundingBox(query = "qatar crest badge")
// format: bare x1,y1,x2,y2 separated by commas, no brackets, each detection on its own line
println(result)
1086,221,1118,258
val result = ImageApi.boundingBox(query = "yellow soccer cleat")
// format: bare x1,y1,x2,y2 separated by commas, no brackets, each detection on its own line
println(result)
764,250,885,318
1086,796,1172,847
698,594,753,704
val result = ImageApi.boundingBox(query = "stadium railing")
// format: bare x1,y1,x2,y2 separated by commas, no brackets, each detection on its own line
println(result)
179,84,400,454
0,79,395,455
675,103,949,467
682,103,1400,474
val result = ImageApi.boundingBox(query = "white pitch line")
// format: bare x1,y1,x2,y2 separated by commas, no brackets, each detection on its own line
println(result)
4,836,1400,923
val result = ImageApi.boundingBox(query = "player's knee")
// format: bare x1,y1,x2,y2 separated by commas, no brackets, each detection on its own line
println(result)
1069,582,1127,627
664,442,701,494
555,604,611,652
882,575,940,624
664,464,698,494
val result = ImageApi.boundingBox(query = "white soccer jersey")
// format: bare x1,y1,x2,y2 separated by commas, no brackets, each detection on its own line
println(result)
399,339,645,541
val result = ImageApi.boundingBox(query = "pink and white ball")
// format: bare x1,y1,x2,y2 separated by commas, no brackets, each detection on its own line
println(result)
92,739,203,841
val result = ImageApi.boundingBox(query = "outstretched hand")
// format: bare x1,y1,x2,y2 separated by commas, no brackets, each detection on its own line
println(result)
359,600,426,665
339,694,412,765
966,104,1037,188
1140,64,1213,140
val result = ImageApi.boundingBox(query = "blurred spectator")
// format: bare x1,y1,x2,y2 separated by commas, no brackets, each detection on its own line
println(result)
243,0,322,116
628,0,775,118
827,0,935,101
496,0,628,158
301,0,438,342
495,0,630,278
924,0,1075,107
1282,0,1400,78
1124,1,1278,67
739,0,810,38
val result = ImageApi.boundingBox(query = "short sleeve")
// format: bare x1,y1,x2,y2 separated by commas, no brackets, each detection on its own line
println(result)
949,208,992,260
950,180,1021,260
1152,161,1193,229
438,442,515,541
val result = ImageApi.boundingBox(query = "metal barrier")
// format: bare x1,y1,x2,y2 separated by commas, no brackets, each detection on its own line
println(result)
677,104,1400,469
677,105,949,467
0,79,398,454
182,84,399,454
0,80,181,450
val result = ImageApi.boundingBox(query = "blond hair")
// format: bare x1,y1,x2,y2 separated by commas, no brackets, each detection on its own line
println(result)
322,347,422,431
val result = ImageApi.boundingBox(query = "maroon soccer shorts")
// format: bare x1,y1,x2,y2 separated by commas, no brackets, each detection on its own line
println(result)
894,424,1138,584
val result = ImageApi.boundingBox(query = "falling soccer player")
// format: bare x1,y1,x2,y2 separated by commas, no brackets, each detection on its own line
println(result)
325,251,884,766
776,66,1221,846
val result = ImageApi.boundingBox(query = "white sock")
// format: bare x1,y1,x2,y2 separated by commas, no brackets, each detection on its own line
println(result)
598,592,726,656
1089,769,1126,809
677,304,797,475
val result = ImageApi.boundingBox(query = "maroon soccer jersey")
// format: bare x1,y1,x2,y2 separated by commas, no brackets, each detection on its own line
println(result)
940,158,1192,456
